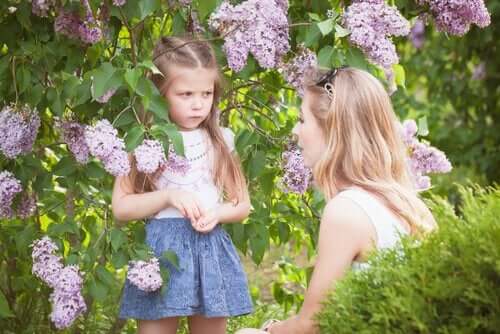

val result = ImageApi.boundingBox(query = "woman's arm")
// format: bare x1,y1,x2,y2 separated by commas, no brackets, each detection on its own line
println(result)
270,197,374,334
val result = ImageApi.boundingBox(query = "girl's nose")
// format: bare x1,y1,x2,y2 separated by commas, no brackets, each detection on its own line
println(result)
192,98,203,110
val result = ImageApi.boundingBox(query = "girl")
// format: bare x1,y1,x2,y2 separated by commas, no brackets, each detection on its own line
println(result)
113,36,253,334
238,67,436,334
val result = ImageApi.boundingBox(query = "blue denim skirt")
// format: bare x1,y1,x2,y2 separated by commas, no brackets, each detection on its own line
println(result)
119,217,253,320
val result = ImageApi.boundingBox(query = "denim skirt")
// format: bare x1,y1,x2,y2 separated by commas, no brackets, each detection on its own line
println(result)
119,217,253,320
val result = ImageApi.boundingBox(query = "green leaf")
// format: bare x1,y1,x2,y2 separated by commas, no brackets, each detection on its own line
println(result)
89,277,109,302
335,24,350,38
317,19,335,36
139,60,163,77
125,125,145,151
96,266,116,287
307,13,322,22
162,250,180,270
160,268,170,295
124,68,142,92
249,151,266,179
161,123,184,156
91,63,123,100
0,290,13,318
393,64,406,88
149,92,170,121
197,0,222,20
346,47,369,70
138,0,161,20
172,11,187,35
111,250,129,269
418,117,429,136
110,228,127,252
53,156,77,176
304,24,322,47
114,108,136,128
318,46,335,68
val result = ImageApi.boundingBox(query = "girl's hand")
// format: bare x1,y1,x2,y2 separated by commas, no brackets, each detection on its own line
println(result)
165,189,205,223
192,208,220,233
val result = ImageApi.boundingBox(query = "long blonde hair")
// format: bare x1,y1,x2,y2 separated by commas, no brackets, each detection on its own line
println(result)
305,67,435,234
128,36,246,202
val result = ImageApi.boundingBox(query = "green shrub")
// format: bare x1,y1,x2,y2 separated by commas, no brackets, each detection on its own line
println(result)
317,186,500,334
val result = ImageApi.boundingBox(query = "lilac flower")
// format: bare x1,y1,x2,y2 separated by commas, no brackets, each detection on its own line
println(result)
127,258,163,292
16,192,37,219
409,18,426,49
31,237,63,288
279,46,317,97
281,143,312,194
209,0,290,72
344,1,410,71
472,62,486,81
417,0,490,36
0,104,40,159
54,10,84,41
95,88,117,104
164,146,190,175
31,236,59,259
58,121,90,164
0,171,22,219
400,119,452,190
49,289,87,329
32,0,55,17
54,2,103,45
55,265,84,294
113,0,127,6
134,140,167,174
84,119,131,176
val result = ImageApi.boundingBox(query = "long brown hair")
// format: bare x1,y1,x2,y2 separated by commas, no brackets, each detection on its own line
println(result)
128,36,247,202
305,67,436,235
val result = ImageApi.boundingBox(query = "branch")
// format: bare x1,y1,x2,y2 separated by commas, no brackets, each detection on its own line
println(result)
118,7,137,66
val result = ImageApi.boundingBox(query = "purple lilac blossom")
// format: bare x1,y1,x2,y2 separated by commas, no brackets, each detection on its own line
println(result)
0,104,40,159
280,46,317,97
409,18,426,49
32,0,55,17
16,192,37,218
59,121,91,164
0,171,23,219
84,119,131,176
95,88,117,103
281,143,312,194
134,140,167,174
209,0,290,72
344,1,410,72
164,146,190,175
417,0,490,36
127,258,163,292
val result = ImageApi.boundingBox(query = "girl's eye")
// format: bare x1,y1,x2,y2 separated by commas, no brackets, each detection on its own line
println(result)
299,116,305,124
203,91,213,97
182,92,192,97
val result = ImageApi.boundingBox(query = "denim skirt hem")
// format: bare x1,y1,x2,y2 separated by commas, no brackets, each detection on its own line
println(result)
119,217,253,320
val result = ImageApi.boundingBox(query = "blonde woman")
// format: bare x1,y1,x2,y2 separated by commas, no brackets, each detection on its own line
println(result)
238,67,436,334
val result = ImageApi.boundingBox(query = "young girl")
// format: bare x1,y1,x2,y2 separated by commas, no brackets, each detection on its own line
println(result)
238,67,436,334
112,36,253,334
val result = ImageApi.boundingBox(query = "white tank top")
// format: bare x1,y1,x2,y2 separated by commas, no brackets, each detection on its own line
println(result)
154,127,235,219
336,187,409,270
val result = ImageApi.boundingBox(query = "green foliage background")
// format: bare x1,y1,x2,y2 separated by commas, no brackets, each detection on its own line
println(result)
0,0,498,332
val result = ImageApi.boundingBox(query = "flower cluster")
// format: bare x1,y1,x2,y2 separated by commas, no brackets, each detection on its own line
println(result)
344,0,410,72
401,120,452,190
31,237,87,329
127,258,163,292
16,192,37,219
280,143,312,194
209,0,290,72
409,18,426,49
96,88,117,103
0,171,22,219
84,119,130,176
134,139,167,174
417,0,490,36
58,121,91,164
54,0,102,44
0,104,40,159
32,0,55,17
279,46,317,97
164,146,190,175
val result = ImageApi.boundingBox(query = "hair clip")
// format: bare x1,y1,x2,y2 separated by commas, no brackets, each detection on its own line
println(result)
315,66,346,100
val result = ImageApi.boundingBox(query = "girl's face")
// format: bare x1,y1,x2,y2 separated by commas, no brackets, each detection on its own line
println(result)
292,91,327,168
163,66,217,131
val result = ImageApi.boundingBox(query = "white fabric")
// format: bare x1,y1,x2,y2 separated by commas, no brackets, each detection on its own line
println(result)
336,187,409,270
154,127,235,219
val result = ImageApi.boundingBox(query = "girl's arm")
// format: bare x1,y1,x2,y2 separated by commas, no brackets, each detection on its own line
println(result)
112,175,204,222
270,197,374,334
217,187,251,223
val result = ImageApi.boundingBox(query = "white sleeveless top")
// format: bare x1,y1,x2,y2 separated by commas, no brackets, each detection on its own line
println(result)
336,187,409,270
154,127,235,219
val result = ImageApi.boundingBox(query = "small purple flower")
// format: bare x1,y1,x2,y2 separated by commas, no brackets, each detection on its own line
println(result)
55,265,84,294
0,104,40,159
280,46,317,97
472,62,486,81
0,171,23,219
409,18,426,49
209,0,290,72
32,0,55,17
49,289,87,329
31,237,63,288
134,140,167,174
164,146,190,175
281,143,312,194
59,121,90,164
127,258,163,292
103,149,131,176
16,192,37,218
95,88,117,104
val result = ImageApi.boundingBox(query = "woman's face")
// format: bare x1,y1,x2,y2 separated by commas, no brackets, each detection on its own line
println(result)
292,91,327,168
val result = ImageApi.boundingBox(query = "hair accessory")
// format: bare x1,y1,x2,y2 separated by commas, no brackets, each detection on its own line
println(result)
315,66,347,100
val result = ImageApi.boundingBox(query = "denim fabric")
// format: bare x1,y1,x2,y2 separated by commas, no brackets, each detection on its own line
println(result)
119,217,253,320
